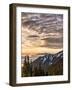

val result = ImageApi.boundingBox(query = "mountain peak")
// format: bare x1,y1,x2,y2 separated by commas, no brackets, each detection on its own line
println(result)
31,50,63,74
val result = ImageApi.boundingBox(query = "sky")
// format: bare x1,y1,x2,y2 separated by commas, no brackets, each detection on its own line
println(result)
21,13,63,56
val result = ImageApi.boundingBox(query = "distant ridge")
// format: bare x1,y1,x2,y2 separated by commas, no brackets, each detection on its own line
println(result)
31,50,63,75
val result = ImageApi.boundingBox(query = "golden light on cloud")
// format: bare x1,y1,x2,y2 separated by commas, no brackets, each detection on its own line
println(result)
21,27,63,55
21,13,63,56
22,47,63,56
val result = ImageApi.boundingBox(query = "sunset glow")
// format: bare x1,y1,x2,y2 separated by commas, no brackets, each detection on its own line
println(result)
21,13,63,56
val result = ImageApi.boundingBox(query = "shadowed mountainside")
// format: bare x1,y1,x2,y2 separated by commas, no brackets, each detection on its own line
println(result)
22,51,63,77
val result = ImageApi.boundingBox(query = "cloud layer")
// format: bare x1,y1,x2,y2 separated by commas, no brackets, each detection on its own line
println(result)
21,13,63,54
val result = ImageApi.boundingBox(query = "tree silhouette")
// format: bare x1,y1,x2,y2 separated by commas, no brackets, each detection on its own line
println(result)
22,56,30,77
33,62,45,76
29,60,32,76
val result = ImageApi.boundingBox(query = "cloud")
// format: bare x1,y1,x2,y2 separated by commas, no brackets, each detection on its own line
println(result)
21,13,63,34
41,37,63,43
40,39,63,49
28,35,39,38
21,12,63,51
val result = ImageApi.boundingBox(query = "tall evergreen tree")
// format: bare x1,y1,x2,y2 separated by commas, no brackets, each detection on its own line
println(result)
22,55,30,77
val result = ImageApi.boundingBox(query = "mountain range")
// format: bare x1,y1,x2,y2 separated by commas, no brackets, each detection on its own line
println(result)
31,50,63,75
